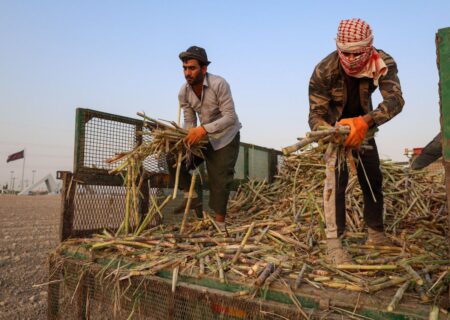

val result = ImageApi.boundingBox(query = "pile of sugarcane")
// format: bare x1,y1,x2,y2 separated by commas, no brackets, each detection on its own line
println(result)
56,122,450,318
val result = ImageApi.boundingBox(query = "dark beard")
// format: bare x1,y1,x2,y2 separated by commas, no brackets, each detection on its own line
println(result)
187,73,204,86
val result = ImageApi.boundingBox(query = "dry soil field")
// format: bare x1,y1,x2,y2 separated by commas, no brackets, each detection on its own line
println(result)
0,195,60,320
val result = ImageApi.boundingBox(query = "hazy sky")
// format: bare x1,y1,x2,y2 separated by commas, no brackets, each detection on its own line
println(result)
1,1,448,189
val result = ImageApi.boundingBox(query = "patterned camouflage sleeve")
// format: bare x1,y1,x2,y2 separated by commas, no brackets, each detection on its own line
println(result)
369,52,405,126
308,63,333,131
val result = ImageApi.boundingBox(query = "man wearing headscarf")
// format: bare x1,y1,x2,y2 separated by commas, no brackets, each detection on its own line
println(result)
309,18,405,264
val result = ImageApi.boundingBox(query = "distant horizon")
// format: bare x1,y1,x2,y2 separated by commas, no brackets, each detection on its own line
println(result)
1,1,449,187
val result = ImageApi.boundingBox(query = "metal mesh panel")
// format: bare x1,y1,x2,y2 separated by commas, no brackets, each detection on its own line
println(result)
76,109,168,175
73,184,127,231
48,256,307,320
69,184,163,236
83,118,137,172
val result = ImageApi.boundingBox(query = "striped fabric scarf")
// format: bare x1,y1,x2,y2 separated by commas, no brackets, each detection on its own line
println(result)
336,18,388,86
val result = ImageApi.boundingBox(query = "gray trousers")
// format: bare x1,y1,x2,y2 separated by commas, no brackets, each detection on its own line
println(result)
167,133,240,215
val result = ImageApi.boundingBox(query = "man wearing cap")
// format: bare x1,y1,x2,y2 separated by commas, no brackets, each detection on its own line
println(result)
308,18,404,264
169,46,241,229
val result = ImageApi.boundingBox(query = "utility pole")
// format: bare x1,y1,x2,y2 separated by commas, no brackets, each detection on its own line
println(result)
12,177,15,191
9,171,14,191
20,149,25,191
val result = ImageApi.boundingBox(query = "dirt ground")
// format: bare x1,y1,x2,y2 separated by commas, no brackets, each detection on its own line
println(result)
0,195,60,320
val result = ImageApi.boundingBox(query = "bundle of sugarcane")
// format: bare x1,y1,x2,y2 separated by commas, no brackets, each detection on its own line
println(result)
282,126,350,155
281,126,378,156
104,112,208,235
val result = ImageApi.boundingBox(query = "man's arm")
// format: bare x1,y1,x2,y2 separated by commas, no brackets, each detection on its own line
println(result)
368,53,405,126
308,65,332,130
202,79,239,133
178,87,197,129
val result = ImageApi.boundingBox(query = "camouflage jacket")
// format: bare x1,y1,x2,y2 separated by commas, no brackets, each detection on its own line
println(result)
308,50,404,130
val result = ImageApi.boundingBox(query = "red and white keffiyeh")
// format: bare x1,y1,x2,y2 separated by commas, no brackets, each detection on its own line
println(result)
336,18,388,86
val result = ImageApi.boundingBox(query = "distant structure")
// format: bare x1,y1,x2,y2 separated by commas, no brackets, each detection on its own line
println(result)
18,174,59,195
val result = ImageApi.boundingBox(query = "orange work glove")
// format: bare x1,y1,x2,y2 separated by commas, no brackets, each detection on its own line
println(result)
337,116,369,148
185,126,207,145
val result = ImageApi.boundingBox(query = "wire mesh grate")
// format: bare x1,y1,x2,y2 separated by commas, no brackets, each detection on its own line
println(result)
83,117,137,172
76,109,168,175
48,256,306,320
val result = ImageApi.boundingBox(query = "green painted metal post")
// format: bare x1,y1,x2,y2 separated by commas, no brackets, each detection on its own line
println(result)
243,146,249,179
437,27,450,257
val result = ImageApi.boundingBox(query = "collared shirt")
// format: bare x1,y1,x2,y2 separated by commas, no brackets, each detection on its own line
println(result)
178,73,242,150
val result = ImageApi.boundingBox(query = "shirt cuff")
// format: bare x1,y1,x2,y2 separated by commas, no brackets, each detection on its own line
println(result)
203,123,215,133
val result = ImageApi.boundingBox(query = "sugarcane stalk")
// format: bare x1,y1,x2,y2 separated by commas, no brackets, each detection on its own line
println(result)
319,261,366,286
322,282,365,292
368,276,411,293
387,280,411,311
180,172,197,234
429,305,439,320
399,263,423,286
215,253,225,283
336,264,397,270
172,266,179,293
369,276,390,286
134,195,172,236
254,262,275,287
265,264,283,287
172,151,183,199
248,261,264,276
231,222,255,265
254,226,270,244
123,164,132,235
131,158,140,227
294,263,308,290
199,258,205,275
350,244,403,252
427,270,448,294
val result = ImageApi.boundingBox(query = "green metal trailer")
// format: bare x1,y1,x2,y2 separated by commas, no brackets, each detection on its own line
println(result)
48,27,450,319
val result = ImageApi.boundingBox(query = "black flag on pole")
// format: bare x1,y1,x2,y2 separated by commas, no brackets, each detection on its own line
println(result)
6,150,25,163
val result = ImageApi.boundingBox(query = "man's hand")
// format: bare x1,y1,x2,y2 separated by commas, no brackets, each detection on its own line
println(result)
185,126,207,145
337,116,369,148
